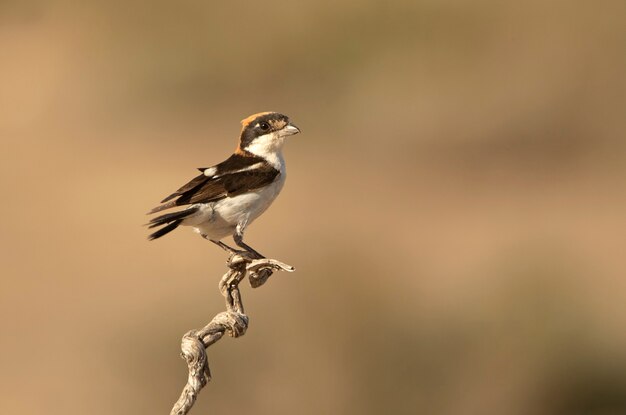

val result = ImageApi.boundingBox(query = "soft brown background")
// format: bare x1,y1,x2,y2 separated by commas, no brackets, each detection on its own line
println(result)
1,1,625,414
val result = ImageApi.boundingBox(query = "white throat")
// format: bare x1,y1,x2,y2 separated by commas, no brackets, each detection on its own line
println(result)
245,132,286,170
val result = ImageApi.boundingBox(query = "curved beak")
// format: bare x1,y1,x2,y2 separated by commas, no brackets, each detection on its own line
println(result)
281,123,301,137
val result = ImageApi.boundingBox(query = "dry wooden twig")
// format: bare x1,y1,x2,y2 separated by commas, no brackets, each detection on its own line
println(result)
169,253,295,415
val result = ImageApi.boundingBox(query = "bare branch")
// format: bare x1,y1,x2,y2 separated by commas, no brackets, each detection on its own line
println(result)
169,253,295,415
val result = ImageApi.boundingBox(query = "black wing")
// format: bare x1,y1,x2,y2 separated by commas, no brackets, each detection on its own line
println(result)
148,154,279,214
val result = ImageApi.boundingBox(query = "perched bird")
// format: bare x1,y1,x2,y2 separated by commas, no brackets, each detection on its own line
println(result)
147,112,300,257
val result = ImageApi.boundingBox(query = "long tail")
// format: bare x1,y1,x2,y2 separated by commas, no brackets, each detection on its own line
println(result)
147,207,199,240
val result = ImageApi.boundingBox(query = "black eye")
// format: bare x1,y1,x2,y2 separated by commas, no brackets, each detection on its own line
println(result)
259,122,270,131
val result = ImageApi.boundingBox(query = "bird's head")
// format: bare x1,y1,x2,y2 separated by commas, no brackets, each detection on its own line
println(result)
237,112,300,156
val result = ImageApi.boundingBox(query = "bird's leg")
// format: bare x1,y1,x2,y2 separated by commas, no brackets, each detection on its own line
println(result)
211,239,239,254
234,223,264,259
233,235,264,259
200,234,242,255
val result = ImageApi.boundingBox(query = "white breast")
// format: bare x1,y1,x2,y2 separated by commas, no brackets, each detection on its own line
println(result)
187,157,286,240
215,171,286,225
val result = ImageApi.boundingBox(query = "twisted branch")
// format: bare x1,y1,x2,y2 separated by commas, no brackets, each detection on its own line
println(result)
170,253,295,415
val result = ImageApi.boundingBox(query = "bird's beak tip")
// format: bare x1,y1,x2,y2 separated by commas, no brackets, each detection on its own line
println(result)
283,123,301,136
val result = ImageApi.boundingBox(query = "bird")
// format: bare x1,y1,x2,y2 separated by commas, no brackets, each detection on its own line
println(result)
146,111,300,258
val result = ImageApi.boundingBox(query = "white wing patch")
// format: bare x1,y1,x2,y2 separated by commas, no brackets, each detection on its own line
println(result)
203,167,217,177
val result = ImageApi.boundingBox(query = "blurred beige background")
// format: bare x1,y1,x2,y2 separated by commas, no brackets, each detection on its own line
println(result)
1,1,625,414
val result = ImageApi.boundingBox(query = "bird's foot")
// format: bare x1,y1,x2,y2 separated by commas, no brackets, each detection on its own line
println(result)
202,236,263,261
242,247,265,260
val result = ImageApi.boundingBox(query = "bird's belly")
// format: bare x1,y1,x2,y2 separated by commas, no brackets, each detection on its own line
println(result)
186,177,285,240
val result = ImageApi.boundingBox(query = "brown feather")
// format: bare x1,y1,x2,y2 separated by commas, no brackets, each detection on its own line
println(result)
147,154,279,214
